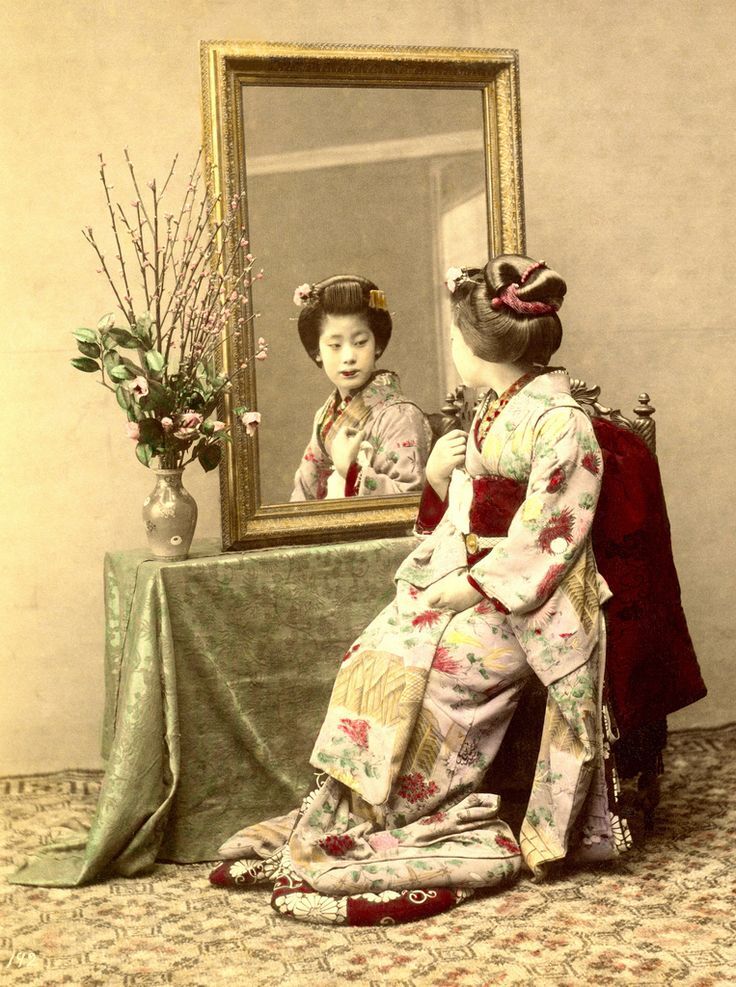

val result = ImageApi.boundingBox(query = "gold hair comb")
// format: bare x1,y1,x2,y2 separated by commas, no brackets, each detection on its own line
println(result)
368,289,388,311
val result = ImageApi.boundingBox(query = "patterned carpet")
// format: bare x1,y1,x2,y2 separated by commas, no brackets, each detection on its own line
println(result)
2,726,735,987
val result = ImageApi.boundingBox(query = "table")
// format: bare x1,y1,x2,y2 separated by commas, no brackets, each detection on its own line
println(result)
11,536,415,886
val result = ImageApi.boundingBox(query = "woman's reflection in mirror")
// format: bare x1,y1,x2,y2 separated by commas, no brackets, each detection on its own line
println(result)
290,275,432,500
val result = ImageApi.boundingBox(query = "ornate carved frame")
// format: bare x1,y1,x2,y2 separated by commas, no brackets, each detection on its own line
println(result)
200,41,525,550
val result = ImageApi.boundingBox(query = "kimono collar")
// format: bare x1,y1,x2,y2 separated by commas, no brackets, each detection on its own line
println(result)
474,367,571,449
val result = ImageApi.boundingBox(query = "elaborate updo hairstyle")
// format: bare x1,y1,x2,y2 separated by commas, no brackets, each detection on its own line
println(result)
451,255,566,366
296,275,392,365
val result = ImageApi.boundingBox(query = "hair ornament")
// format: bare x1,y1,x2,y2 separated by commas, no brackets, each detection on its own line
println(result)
368,289,388,311
293,282,314,307
519,260,546,284
491,283,559,316
444,266,481,294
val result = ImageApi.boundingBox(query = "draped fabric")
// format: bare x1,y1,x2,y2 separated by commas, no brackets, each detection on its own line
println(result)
10,538,413,887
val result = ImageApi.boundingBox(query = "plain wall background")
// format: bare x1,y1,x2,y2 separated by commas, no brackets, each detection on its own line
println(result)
1,0,734,774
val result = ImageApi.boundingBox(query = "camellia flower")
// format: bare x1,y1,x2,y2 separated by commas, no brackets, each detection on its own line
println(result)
127,375,149,398
126,421,140,441
173,410,204,440
211,420,226,432
293,283,312,307
240,410,261,436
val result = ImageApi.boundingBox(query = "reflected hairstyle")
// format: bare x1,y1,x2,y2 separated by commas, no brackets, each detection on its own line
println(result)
452,255,566,365
297,275,392,364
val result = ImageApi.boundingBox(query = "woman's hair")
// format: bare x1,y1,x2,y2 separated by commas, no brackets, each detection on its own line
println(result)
451,255,566,365
297,275,392,364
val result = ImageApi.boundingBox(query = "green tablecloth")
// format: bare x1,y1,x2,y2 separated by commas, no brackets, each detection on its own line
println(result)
11,536,415,887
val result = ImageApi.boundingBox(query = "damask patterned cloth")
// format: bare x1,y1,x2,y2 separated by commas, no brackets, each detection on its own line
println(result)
212,372,632,926
9,537,414,887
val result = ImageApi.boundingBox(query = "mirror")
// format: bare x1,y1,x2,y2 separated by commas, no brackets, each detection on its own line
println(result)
201,42,525,549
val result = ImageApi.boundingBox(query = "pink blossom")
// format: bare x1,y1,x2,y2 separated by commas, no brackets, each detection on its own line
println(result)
254,350,268,361
126,421,140,441
173,410,204,440
161,417,173,431
257,337,266,346
211,420,226,432
240,411,261,436
179,411,203,429
368,831,400,852
128,376,149,398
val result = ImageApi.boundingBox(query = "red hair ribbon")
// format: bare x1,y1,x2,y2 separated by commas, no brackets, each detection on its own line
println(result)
491,261,558,316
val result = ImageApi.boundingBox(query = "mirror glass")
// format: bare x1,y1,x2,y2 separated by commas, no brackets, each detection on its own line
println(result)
241,85,490,505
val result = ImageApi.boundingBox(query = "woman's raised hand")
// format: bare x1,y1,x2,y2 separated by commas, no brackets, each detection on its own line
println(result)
332,427,367,478
425,429,468,499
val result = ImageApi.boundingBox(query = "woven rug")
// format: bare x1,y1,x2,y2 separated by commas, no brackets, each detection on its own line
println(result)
1,726,734,986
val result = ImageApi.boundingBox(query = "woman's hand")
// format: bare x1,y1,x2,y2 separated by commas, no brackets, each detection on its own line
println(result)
425,429,468,499
424,572,482,613
332,427,366,478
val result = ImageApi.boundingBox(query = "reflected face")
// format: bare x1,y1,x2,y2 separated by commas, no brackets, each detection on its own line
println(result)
318,314,378,397
450,320,486,387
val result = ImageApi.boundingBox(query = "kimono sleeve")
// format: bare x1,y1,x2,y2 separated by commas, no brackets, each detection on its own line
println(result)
349,403,432,497
468,406,603,614
290,410,329,501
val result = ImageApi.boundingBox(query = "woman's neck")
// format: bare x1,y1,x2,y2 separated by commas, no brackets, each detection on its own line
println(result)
478,362,535,396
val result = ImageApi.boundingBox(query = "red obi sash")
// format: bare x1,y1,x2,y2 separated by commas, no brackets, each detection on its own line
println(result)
416,474,524,540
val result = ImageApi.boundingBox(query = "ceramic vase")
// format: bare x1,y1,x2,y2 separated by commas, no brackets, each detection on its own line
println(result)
142,468,198,561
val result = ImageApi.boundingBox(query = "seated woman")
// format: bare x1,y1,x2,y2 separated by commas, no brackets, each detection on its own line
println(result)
290,274,432,500
212,255,627,926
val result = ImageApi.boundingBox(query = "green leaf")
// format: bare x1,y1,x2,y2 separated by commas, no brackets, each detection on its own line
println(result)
197,442,222,472
134,314,153,346
107,327,139,349
73,328,98,344
138,418,165,449
139,380,175,414
77,340,101,358
97,313,115,331
103,350,122,373
115,385,133,411
135,442,154,467
71,356,100,373
145,349,165,373
109,364,135,382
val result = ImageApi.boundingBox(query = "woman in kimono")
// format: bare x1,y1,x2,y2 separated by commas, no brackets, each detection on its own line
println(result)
290,274,432,500
211,255,628,926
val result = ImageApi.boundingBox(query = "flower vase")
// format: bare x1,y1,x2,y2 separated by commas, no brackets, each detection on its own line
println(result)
142,469,198,561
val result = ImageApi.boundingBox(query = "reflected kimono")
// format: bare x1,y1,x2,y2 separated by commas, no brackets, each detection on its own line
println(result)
212,369,630,927
290,370,432,500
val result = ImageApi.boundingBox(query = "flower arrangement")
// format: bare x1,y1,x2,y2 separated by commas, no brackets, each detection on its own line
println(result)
71,149,265,472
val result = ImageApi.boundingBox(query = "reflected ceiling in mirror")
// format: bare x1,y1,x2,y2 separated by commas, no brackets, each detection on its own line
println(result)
200,42,525,549
242,86,489,505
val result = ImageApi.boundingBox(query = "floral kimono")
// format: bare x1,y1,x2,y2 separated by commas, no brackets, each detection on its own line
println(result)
290,370,432,500
212,369,630,926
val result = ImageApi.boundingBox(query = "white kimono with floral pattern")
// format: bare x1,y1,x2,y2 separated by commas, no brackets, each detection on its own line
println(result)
216,371,628,925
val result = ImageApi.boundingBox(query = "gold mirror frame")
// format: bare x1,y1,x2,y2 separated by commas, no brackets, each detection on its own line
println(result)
200,41,526,550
